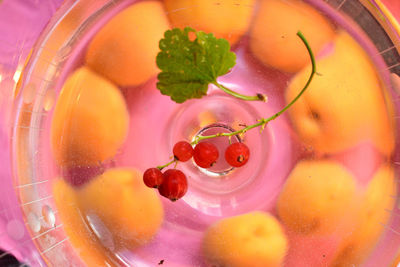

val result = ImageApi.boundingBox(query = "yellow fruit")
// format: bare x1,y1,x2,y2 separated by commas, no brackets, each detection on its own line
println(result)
86,1,170,86
53,179,111,266
286,31,394,155
77,168,164,250
164,0,255,46
277,160,356,234
331,165,396,266
284,231,340,267
250,0,335,73
202,211,287,267
51,67,129,168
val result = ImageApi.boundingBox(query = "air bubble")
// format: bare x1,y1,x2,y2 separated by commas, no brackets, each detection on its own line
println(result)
42,205,56,227
27,212,41,233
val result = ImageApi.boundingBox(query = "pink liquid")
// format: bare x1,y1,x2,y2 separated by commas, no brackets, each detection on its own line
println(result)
35,0,399,266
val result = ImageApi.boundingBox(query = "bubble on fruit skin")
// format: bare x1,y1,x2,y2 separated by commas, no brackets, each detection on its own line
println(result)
42,205,56,228
27,212,41,233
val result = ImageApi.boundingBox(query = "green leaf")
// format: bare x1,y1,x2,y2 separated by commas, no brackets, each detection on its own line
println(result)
156,27,236,103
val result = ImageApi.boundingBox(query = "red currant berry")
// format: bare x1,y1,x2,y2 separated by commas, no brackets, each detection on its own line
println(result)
143,168,164,188
193,142,219,168
173,141,194,162
225,142,250,167
158,169,188,201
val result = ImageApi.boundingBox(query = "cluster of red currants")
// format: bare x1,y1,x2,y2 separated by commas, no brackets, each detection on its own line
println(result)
143,140,250,201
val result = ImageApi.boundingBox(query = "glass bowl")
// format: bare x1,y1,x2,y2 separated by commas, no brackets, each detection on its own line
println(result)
3,0,400,266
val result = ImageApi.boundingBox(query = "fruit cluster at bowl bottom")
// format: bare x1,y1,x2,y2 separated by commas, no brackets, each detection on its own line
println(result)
48,0,396,266
52,160,396,266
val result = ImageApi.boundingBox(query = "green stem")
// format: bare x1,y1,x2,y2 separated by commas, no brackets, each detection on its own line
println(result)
191,120,265,145
192,31,316,145
213,82,268,102
157,31,315,169
157,158,177,170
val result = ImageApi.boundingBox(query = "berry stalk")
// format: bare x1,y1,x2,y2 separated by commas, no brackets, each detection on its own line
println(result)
212,82,268,102
157,158,177,170
146,31,316,202
192,31,316,145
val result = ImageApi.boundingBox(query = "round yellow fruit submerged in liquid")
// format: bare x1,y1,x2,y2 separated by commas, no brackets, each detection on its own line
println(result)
51,67,129,168
331,165,396,266
286,31,394,156
277,160,356,235
77,168,164,250
202,211,288,267
164,0,255,46
250,0,335,73
86,1,170,87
